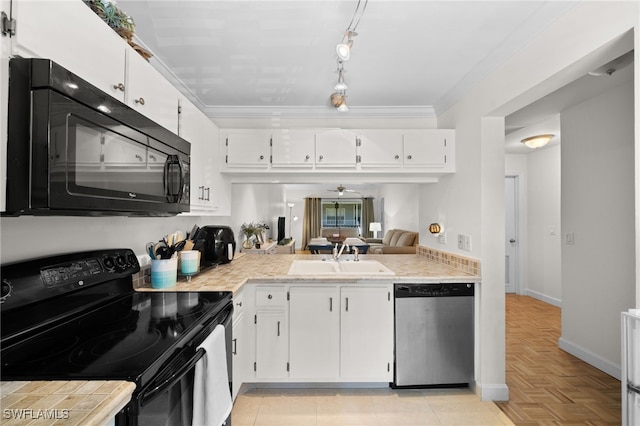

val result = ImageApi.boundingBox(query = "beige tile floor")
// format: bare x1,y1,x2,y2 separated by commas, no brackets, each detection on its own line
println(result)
231,387,514,426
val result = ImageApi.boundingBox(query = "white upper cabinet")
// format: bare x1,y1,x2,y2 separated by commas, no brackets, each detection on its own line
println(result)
224,131,271,168
271,130,315,168
126,50,179,134
403,130,455,171
315,130,357,167
357,130,403,167
9,0,127,103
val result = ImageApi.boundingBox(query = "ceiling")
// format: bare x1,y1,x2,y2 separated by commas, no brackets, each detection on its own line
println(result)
118,0,577,120
117,1,633,157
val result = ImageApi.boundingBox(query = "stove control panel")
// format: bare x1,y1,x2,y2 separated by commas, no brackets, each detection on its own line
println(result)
0,249,140,310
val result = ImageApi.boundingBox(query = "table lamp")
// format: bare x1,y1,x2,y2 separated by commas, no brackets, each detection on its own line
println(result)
369,222,381,239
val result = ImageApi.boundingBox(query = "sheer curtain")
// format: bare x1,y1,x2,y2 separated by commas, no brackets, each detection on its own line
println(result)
361,197,375,238
302,197,322,249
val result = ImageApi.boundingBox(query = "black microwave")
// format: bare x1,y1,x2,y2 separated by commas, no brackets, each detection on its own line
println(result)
4,58,190,216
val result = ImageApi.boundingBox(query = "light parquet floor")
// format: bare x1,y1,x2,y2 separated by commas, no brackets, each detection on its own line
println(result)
496,294,621,425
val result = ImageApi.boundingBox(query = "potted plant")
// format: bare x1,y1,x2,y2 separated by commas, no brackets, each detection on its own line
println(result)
240,222,259,249
83,0,152,60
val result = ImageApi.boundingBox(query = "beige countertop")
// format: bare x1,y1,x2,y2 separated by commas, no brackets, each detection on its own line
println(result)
135,252,480,294
0,381,135,426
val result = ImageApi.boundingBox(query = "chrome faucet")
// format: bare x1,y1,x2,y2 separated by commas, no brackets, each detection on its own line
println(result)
333,242,350,261
353,246,359,262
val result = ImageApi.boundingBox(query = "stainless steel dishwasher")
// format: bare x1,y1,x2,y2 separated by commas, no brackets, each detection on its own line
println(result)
394,283,474,387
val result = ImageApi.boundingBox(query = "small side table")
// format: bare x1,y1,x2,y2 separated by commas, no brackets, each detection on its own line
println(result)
275,239,295,254
242,241,277,254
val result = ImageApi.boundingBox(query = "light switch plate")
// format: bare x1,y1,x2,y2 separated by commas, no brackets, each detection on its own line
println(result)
464,234,472,251
457,234,464,249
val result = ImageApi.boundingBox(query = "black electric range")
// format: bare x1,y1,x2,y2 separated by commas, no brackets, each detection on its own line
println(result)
1,249,233,425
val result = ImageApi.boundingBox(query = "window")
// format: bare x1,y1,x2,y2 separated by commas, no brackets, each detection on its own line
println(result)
321,199,362,229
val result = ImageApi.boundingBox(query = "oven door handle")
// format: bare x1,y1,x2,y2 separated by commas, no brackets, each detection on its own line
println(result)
139,347,206,407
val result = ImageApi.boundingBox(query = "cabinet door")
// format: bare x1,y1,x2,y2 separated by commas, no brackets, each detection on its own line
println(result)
224,131,271,168
403,130,453,168
126,49,179,134
179,96,218,211
232,290,245,400
289,286,340,379
315,130,357,167
271,130,315,168
10,0,127,102
358,130,403,167
255,311,289,379
340,286,393,380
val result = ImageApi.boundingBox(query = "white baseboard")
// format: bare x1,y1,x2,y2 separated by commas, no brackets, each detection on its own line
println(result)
558,337,621,380
525,289,561,307
476,383,509,401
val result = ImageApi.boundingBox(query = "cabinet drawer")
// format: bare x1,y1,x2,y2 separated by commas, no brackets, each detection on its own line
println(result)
256,286,286,307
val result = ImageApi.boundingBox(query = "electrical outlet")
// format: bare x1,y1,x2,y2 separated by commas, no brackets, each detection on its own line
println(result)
464,235,472,251
457,234,465,249
438,232,447,244
565,232,575,245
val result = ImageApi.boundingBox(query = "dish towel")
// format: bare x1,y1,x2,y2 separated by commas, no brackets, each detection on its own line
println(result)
192,324,233,426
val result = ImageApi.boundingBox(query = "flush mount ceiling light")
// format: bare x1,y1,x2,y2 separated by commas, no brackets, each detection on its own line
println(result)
521,134,554,149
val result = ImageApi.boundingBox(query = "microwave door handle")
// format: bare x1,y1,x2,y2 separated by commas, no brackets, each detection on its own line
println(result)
163,155,183,203
139,347,206,406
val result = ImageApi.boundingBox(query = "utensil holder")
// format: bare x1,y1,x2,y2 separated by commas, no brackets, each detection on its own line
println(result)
151,257,178,289
179,250,200,277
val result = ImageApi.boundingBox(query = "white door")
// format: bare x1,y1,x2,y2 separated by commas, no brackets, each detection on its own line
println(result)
505,176,518,293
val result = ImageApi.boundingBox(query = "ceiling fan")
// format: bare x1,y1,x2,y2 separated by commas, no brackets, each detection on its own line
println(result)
327,185,358,196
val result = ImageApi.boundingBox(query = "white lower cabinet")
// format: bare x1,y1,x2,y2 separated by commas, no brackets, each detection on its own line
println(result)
251,283,393,383
289,286,340,379
340,286,394,380
254,286,288,379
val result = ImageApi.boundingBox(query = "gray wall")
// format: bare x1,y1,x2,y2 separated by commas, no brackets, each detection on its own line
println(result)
559,79,635,378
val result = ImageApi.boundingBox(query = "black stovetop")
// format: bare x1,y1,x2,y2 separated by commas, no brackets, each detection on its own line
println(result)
0,249,232,386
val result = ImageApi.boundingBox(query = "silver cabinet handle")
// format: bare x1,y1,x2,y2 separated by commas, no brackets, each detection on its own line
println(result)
277,321,280,336
305,155,310,161
259,155,264,160
232,338,238,355
394,155,400,160
268,294,273,299
205,187,210,201
236,301,243,307
329,297,333,312
113,83,125,92
318,155,324,161
510,239,516,243
407,155,412,160
345,297,349,312
135,97,145,105
198,186,204,200
135,154,143,161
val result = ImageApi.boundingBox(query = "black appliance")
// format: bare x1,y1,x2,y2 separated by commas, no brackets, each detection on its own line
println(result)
393,283,474,388
5,58,190,216
197,225,236,267
0,249,233,425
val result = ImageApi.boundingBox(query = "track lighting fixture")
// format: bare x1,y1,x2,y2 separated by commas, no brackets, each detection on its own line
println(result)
329,0,368,112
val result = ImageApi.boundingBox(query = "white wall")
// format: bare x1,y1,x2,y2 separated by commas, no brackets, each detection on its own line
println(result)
378,184,420,239
524,146,562,305
422,1,638,400
0,214,231,264
231,184,284,246
559,80,635,378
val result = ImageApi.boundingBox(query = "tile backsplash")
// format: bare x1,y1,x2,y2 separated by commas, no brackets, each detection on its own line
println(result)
416,245,480,276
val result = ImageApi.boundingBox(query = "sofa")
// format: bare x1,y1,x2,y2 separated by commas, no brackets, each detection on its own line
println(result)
364,229,418,254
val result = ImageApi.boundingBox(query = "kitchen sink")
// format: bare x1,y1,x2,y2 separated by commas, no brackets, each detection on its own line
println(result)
287,259,395,276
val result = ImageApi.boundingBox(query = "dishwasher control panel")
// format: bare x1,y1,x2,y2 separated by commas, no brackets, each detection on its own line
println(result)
394,283,474,297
